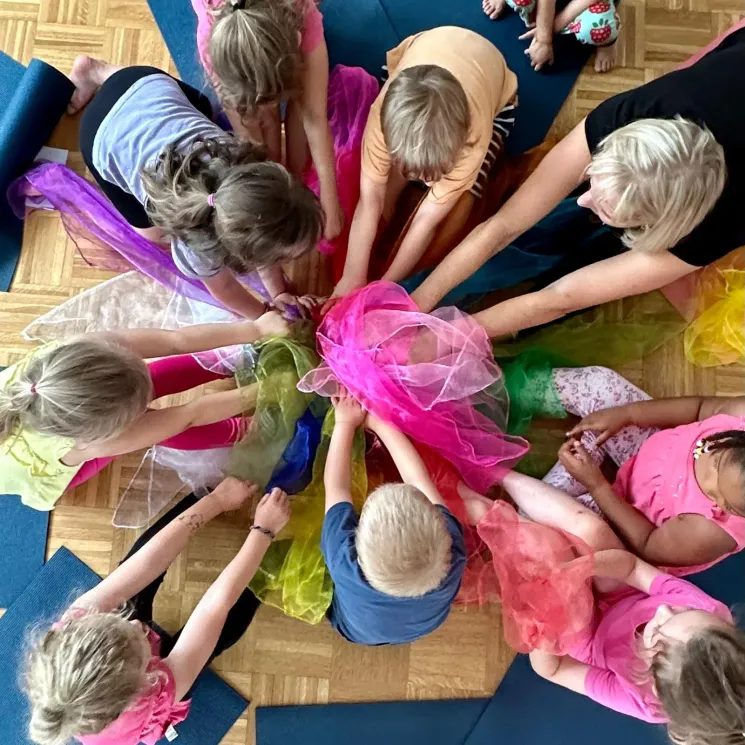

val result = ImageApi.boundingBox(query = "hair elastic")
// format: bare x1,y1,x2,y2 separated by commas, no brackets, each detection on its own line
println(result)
207,193,216,208
30,384,37,396
230,0,247,10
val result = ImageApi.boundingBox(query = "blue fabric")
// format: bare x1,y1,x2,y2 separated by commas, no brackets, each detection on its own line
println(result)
256,698,491,745
321,502,467,645
0,55,74,291
267,408,323,495
0,547,247,745
376,0,591,155
0,495,49,607
401,198,613,307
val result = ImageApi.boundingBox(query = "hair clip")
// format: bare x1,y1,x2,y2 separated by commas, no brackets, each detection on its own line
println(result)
692,438,712,460
230,0,247,10
207,193,216,208
30,383,37,396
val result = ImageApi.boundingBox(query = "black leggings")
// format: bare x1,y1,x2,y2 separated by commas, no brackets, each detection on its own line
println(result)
124,493,260,661
78,65,213,228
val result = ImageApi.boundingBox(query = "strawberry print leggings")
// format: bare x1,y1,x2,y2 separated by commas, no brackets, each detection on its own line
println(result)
505,0,620,46
542,366,657,507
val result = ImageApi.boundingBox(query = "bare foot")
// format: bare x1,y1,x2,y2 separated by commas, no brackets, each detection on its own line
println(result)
67,55,106,115
594,43,617,73
482,0,506,20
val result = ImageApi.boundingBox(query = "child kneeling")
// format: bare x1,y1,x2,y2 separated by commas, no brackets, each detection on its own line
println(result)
321,390,466,645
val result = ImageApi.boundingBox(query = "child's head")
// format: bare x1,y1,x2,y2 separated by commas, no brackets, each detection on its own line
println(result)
642,605,745,745
381,65,471,183
0,338,151,445
141,136,324,271
356,483,452,597
583,117,726,252
695,430,745,518
25,611,152,745
209,0,302,116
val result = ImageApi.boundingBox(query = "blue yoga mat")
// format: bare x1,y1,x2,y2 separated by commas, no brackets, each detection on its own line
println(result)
0,495,49,608
256,551,744,745
0,54,74,291
0,547,248,745
145,0,589,155
256,697,490,745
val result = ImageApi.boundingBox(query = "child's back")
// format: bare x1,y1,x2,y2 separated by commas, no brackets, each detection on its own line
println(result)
321,483,466,645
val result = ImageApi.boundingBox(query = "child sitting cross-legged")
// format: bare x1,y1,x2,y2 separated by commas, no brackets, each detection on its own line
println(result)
321,389,467,645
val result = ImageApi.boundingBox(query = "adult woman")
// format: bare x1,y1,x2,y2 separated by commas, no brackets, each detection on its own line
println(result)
410,22,745,338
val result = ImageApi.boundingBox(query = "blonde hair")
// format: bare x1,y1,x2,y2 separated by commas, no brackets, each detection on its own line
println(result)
0,338,151,444
209,0,303,116
356,483,452,597
587,117,726,252
141,136,323,272
638,625,745,745
25,610,153,745
381,65,471,183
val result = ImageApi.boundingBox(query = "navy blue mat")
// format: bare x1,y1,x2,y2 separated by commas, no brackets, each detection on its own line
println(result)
0,54,74,291
146,0,589,155
256,697,490,745
0,495,49,607
0,547,248,745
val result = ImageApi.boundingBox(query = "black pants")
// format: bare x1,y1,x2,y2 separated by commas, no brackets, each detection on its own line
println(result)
78,65,213,228
124,493,260,661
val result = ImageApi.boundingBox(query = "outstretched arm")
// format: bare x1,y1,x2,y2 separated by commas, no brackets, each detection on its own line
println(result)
166,488,291,700
472,249,694,338
203,269,268,319
73,478,257,613
366,415,444,506
411,121,591,312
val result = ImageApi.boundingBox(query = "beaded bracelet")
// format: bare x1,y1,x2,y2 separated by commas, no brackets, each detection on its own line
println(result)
250,524,276,540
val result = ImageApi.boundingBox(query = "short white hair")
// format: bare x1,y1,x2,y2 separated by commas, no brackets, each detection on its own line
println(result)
587,117,726,253
356,483,452,598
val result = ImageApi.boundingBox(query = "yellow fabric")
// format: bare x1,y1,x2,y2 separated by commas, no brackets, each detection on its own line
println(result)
0,343,79,511
361,27,518,204
249,409,374,624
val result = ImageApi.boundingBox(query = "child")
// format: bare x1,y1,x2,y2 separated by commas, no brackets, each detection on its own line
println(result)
196,0,344,242
329,27,518,301
24,479,291,745
0,315,286,510
542,366,745,575
482,0,620,73
322,390,466,645
68,56,324,319
494,470,745,730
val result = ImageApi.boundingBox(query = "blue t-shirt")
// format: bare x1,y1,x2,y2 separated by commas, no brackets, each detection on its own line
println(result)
321,501,467,645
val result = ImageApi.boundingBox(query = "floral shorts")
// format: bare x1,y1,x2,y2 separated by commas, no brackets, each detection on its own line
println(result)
505,0,620,46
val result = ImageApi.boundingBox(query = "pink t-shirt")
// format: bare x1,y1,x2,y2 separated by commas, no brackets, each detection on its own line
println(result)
192,0,324,80
568,574,732,722
77,627,190,745
612,414,745,575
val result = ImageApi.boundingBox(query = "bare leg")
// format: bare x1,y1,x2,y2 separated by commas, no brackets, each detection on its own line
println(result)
482,0,506,19
381,167,409,224
285,100,310,177
68,55,124,115
595,42,618,73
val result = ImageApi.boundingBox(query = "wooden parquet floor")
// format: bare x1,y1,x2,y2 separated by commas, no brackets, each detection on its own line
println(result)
1,2,744,743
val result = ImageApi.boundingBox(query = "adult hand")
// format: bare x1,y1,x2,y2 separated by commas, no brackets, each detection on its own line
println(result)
558,440,607,491
208,477,259,513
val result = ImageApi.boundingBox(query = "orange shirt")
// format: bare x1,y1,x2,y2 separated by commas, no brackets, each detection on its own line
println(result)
361,27,518,204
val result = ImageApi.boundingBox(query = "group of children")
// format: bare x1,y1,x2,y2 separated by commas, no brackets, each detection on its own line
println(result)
0,2,742,744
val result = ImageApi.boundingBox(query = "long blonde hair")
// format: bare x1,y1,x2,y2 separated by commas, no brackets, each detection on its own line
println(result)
209,0,303,117
587,117,726,252
0,338,152,444
25,610,153,745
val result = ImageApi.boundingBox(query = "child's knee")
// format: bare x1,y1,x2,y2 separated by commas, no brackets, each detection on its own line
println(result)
504,0,537,23
570,4,620,46
572,511,621,551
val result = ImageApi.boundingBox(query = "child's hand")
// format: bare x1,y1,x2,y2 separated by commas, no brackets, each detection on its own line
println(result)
254,487,291,536
524,35,554,71
322,196,345,241
567,407,631,446
332,388,366,428
209,477,259,513
273,292,322,321
558,440,607,490
254,310,290,338
322,274,366,315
